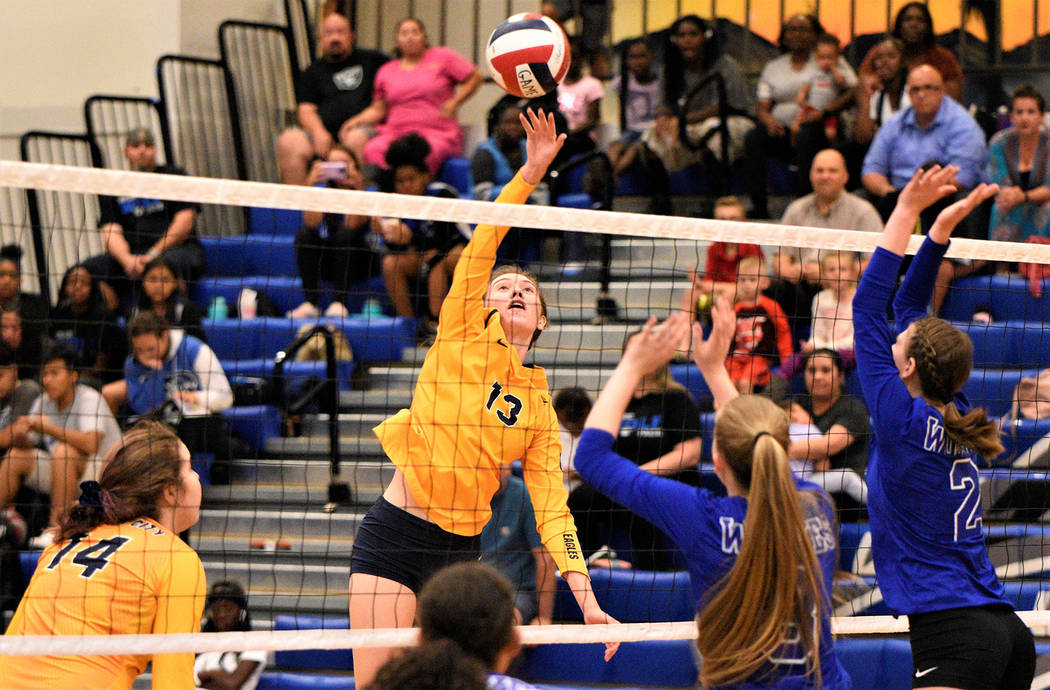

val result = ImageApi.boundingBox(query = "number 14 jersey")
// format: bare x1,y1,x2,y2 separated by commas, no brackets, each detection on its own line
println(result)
1,518,206,689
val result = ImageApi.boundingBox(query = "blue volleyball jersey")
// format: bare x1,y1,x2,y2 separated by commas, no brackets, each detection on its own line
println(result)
853,238,1008,615
574,428,850,689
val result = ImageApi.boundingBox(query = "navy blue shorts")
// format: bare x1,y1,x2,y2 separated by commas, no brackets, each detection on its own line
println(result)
350,496,480,594
909,604,1034,689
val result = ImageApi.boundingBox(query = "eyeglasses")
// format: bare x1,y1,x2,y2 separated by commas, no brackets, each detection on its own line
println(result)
907,84,942,95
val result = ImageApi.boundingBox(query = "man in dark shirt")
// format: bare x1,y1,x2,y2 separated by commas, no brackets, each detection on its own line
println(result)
277,12,388,185
85,128,203,307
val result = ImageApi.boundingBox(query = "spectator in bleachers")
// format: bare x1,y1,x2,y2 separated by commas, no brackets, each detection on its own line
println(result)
680,196,763,323
288,145,379,319
1,308,42,382
556,35,605,160
0,344,40,457
130,257,207,342
856,2,963,102
781,149,882,280
194,580,266,690
607,38,661,178
861,64,989,313
87,128,205,309
788,348,870,520
636,15,754,215
0,245,48,377
542,0,611,78
744,14,856,219
570,328,702,571
553,386,591,497
50,264,127,386
480,465,557,627
0,345,121,534
277,12,388,186
342,17,483,175
471,104,548,205
726,255,793,395
102,312,235,483
378,134,470,341
370,641,488,690
792,33,851,147
853,38,908,147
988,85,1050,242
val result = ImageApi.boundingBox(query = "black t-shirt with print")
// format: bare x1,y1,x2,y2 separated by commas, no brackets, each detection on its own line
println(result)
296,50,389,138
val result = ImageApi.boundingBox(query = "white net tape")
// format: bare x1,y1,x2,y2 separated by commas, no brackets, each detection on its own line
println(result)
1,160,1045,262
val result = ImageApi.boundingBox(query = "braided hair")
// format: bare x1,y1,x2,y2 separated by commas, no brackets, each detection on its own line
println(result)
907,317,1003,459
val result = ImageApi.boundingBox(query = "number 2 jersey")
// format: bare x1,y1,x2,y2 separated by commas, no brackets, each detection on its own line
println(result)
0,518,207,689
853,237,1008,615
373,172,586,577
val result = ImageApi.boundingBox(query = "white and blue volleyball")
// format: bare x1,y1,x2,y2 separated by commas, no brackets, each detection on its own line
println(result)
486,13,571,99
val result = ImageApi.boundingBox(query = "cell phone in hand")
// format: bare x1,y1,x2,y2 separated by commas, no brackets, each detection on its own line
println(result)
319,161,348,181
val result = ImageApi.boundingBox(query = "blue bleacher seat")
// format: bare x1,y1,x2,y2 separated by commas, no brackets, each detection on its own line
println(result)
222,405,281,452
835,638,912,690
195,276,305,315
191,453,215,487
19,550,41,586
520,639,697,687
200,234,298,278
257,673,354,689
203,316,413,363
999,417,1050,463
551,568,695,623
669,363,713,408
225,358,355,391
942,275,1050,323
438,157,473,198
250,207,304,236
273,615,353,671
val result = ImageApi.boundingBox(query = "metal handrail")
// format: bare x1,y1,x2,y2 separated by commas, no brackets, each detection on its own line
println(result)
273,325,349,509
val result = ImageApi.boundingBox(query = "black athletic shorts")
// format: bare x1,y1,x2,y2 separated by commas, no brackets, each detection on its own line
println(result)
908,604,1034,689
350,496,480,594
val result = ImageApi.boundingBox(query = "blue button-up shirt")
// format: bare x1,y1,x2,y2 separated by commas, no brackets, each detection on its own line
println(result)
862,96,988,189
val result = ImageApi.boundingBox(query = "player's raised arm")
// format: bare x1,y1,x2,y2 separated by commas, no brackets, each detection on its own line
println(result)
690,297,738,409
877,165,958,256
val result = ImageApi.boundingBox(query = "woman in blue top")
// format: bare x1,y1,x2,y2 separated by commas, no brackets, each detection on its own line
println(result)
852,164,1035,689
574,305,849,688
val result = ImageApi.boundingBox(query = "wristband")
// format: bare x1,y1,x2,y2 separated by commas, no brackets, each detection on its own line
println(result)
146,249,160,260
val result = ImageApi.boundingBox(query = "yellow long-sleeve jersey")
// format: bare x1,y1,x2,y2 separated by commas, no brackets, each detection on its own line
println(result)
374,172,586,577
0,518,207,689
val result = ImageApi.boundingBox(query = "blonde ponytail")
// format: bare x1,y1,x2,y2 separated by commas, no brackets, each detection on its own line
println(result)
698,396,827,687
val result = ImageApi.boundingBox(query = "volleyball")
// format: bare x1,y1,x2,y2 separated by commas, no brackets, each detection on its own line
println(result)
486,13,570,99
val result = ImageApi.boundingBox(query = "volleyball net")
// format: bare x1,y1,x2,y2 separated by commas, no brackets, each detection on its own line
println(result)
3,160,1050,667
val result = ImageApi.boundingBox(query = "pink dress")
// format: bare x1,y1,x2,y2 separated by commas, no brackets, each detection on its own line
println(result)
557,75,604,139
365,46,478,174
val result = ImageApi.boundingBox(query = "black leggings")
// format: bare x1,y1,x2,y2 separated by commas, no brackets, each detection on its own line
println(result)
295,221,379,306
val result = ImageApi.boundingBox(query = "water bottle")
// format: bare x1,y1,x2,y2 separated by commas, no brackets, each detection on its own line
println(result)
208,296,228,320
361,298,384,320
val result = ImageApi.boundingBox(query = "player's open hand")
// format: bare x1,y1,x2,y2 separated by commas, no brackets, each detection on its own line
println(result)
582,602,621,661
692,297,735,373
520,108,566,185
929,182,999,244
622,312,689,377
897,164,959,213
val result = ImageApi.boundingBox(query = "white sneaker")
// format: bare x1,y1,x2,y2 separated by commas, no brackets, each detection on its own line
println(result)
324,301,349,318
28,531,54,550
287,301,320,319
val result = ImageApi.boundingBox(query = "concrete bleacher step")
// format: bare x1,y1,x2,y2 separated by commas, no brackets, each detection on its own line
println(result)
229,457,395,489
202,479,384,507
193,532,354,557
196,508,366,541
539,280,684,322
337,388,412,411
200,557,350,606
265,435,386,459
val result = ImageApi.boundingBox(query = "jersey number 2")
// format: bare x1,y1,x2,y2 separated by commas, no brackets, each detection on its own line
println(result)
47,535,132,579
486,381,522,427
950,459,982,542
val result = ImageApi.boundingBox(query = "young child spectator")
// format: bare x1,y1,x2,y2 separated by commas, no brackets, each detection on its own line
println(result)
378,133,470,340
553,386,591,495
793,33,851,145
195,581,266,690
50,264,127,386
288,144,378,319
131,257,207,342
0,345,121,533
102,312,235,483
607,38,661,177
776,251,860,389
726,255,793,395
480,465,557,627
557,36,605,159
679,197,763,332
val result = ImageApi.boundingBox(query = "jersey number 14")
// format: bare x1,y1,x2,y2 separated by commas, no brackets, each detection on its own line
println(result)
46,535,132,579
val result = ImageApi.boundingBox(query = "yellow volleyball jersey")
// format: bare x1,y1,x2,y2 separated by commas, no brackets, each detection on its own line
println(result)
0,518,207,689
374,172,586,576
